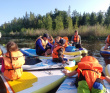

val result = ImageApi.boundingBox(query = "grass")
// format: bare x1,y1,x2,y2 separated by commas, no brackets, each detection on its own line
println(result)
2,24,110,40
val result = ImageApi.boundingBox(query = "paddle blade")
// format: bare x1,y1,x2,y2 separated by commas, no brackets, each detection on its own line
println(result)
64,65,78,72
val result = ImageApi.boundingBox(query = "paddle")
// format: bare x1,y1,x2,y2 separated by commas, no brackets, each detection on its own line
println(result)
23,67,64,71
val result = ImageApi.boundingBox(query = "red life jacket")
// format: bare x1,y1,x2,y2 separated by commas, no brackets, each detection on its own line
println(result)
73,35,79,43
107,35,110,44
52,45,65,59
77,56,104,90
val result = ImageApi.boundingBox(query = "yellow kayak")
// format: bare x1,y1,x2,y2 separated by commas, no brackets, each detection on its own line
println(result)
64,48,88,56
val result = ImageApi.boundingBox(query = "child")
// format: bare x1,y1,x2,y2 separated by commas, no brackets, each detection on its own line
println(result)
48,35,55,45
54,36,61,48
1,41,25,81
63,56,108,93
52,39,68,64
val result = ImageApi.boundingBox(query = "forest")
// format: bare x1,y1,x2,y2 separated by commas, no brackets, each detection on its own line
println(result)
0,6,110,39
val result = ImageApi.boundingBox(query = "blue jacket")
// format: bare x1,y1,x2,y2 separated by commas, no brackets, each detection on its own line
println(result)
35,39,53,53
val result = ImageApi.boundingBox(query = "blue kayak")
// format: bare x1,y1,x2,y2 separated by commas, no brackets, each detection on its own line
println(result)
100,46,110,57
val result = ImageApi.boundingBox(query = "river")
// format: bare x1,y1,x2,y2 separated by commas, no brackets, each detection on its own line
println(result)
0,38,106,93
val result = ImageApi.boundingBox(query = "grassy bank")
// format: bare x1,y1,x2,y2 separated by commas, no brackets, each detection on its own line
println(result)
2,25,110,40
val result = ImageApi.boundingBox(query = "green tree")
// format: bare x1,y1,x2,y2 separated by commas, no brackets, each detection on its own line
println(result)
55,15,64,31
97,11,104,24
81,13,90,25
104,6,110,26
67,16,73,30
45,14,52,30
89,12,97,26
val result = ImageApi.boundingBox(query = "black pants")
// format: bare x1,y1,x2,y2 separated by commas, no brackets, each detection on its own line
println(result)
72,43,82,48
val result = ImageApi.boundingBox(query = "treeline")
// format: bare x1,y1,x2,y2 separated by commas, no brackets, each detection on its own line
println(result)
0,6,110,38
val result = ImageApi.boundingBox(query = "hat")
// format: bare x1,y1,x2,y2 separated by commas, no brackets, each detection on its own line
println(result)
59,39,66,45
43,34,48,38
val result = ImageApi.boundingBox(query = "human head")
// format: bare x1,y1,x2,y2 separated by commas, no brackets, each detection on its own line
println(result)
42,33,49,41
6,41,18,52
55,36,60,42
58,39,66,46
75,30,78,35
49,36,53,40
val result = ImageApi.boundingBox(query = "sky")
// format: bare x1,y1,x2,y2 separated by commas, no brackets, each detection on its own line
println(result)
0,0,110,26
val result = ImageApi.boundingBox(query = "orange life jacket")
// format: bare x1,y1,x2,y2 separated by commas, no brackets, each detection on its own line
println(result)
35,36,48,49
77,56,103,90
63,37,69,48
3,51,25,80
48,38,54,45
73,35,79,43
52,45,65,59
107,35,110,44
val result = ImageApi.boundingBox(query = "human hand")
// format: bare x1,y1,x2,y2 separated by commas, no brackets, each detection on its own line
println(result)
71,41,73,43
62,70,68,76
45,52,47,56
62,61,66,64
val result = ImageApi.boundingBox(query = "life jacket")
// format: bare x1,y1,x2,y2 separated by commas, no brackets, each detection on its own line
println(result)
107,35,110,44
52,45,65,59
77,56,104,90
63,37,69,48
36,36,48,49
3,51,25,80
48,38,54,45
73,35,79,43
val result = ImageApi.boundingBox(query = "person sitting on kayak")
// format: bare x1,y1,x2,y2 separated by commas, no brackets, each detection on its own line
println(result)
63,56,110,93
52,38,68,64
48,35,55,45
104,35,110,50
54,36,61,48
71,30,82,49
35,33,53,56
1,41,25,81
63,36,71,48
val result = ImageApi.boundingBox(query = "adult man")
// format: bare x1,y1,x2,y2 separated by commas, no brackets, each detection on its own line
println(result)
35,33,53,56
71,30,82,48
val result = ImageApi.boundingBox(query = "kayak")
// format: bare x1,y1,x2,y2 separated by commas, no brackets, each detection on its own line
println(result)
64,48,88,56
100,46,110,57
56,75,110,93
0,58,77,71
20,48,82,61
0,70,66,93
105,64,110,76
0,60,76,93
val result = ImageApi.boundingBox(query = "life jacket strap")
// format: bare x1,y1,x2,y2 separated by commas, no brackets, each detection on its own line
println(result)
5,67,21,71
82,69,99,74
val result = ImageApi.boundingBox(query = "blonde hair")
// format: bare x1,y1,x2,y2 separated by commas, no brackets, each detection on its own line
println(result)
55,36,60,42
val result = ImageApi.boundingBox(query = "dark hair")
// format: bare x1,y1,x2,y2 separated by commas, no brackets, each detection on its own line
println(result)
59,39,66,45
75,30,78,33
43,33,48,38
